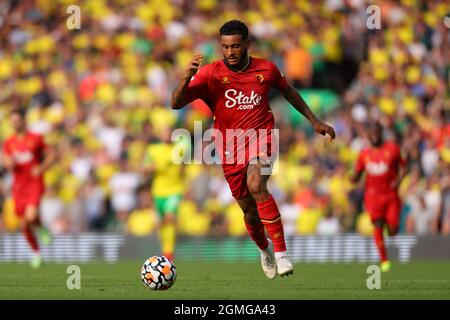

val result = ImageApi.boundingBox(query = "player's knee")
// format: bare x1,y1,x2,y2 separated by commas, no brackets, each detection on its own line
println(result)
19,219,27,230
247,179,266,198
163,214,175,224
388,226,398,236
247,183,260,196
24,209,37,224
373,219,384,229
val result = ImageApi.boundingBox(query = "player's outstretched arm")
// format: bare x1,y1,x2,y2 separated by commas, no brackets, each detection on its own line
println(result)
350,170,363,184
282,84,335,141
32,144,55,177
170,53,203,110
390,162,408,190
1,153,14,171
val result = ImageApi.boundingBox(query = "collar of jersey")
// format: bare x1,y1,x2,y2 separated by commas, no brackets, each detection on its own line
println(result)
222,56,252,73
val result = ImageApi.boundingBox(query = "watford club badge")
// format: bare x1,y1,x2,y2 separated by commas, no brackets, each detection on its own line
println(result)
222,76,230,84
256,74,264,84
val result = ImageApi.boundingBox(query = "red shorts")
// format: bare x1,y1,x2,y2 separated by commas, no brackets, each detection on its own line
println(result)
222,154,274,200
223,163,250,200
364,192,401,229
13,194,42,217
218,129,276,200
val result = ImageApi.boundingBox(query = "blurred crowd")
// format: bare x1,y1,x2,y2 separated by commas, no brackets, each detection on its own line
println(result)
0,0,449,237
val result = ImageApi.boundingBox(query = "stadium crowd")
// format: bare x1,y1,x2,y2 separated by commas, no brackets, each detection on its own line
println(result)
0,0,448,237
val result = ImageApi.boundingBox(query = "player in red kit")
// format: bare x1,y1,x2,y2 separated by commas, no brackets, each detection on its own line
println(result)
2,108,54,268
351,122,407,272
171,20,335,278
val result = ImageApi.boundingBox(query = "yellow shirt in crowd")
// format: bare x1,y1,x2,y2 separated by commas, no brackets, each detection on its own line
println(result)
144,142,184,198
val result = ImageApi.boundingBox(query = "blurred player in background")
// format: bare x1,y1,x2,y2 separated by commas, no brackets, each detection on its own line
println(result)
143,127,186,262
351,122,407,272
171,20,335,278
2,108,54,268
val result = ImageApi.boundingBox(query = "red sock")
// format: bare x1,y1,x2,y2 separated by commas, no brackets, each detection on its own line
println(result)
245,220,268,250
374,227,387,262
256,195,286,252
23,225,39,253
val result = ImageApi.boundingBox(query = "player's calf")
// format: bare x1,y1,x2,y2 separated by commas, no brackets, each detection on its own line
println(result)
387,225,399,236
24,206,52,245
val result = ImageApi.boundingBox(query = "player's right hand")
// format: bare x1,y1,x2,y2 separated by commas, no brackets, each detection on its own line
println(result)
313,121,336,142
2,155,14,170
184,53,203,79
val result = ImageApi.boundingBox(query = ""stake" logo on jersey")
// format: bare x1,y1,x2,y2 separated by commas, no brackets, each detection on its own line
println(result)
13,151,33,164
365,161,388,176
224,89,262,110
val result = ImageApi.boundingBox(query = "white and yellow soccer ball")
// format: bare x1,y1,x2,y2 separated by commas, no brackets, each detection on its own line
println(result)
141,256,177,290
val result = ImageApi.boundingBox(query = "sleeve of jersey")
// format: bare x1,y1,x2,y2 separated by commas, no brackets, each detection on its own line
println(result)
270,62,288,92
184,65,209,104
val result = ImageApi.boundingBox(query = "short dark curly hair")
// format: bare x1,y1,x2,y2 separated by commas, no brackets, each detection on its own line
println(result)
219,20,249,40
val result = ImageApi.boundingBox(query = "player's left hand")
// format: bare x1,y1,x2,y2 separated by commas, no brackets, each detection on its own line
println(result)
313,121,336,142
390,179,400,191
31,165,42,177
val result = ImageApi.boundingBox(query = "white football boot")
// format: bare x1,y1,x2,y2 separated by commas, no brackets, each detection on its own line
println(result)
258,239,277,279
275,251,294,277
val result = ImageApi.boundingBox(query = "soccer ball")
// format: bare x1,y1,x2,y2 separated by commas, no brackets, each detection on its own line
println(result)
141,255,177,290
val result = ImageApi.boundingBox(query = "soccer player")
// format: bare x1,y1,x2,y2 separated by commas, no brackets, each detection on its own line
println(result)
170,20,335,278
2,108,54,268
350,122,407,272
142,128,186,262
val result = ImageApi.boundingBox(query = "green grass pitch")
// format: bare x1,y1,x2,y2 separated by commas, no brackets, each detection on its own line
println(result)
0,261,449,299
